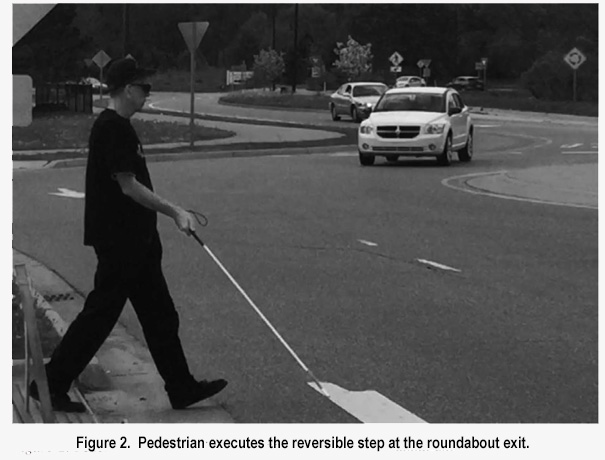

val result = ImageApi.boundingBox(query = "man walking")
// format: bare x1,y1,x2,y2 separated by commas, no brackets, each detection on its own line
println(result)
31,57,227,412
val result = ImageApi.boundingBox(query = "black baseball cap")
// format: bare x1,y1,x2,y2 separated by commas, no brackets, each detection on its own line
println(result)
105,57,155,92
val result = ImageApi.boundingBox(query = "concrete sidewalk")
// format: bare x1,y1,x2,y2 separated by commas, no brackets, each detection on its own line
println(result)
12,249,234,424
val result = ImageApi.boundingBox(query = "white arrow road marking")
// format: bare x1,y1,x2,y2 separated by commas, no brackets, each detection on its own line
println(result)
308,381,426,423
48,188,85,199
474,124,501,128
561,143,583,149
416,259,461,273
358,239,378,247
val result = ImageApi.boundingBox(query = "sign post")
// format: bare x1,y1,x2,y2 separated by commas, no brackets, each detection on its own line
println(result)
417,59,431,82
564,47,587,102
481,57,488,90
389,51,403,77
91,50,112,100
178,21,209,149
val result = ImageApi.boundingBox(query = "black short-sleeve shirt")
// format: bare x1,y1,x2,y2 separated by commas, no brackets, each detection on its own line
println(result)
84,109,157,249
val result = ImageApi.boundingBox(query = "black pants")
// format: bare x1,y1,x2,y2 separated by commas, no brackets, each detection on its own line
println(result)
46,234,194,395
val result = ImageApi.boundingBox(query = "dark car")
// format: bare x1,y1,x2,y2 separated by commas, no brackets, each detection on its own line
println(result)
446,76,484,91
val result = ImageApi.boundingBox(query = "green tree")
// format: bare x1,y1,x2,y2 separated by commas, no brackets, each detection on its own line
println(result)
252,48,286,88
13,4,91,83
332,36,373,81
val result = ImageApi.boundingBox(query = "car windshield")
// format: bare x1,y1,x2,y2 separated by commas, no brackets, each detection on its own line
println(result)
352,85,386,97
373,93,445,113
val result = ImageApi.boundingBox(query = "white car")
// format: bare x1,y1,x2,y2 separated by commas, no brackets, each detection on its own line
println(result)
329,82,388,122
358,87,474,166
394,76,426,88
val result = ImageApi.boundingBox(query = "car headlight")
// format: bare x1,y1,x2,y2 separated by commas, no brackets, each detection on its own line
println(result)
359,124,374,135
424,124,446,135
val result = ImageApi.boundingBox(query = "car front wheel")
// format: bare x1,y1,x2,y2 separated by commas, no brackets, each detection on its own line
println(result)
351,106,362,123
437,135,453,166
330,104,340,121
359,152,375,166
458,130,473,162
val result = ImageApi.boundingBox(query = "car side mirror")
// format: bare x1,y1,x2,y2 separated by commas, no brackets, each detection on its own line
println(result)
448,107,462,116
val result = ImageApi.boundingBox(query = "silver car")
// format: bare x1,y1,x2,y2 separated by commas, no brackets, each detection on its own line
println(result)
329,82,388,122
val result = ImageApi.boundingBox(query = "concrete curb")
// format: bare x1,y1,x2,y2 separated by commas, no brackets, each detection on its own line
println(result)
12,249,234,423
40,144,357,169
462,166,598,210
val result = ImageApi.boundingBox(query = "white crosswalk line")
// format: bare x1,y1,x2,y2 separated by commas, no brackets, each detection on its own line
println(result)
308,381,426,423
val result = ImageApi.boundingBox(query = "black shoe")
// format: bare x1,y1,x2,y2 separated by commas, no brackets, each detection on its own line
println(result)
29,381,86,413
168,379,228,410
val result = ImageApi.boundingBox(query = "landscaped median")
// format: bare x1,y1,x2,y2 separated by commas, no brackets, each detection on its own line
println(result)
13,110,235,154
13,107,357,162
219,88,598,117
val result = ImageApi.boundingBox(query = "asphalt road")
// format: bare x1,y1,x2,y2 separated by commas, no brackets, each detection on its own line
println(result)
12,101,597,423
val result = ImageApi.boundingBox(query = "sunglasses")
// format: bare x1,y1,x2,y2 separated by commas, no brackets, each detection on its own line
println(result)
130,83,151,96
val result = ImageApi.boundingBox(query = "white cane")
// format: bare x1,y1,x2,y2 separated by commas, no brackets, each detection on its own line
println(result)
190,230,330,398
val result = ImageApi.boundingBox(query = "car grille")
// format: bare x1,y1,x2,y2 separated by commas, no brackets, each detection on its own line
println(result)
372,146,425,153
376,126,421,139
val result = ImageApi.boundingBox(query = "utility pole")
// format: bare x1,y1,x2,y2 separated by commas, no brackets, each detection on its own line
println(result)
292,3,298,93
122,4,129,57
272,4,277,91
272,4,276,49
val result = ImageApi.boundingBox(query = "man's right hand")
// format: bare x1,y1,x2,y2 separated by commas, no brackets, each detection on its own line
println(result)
174,208,196,236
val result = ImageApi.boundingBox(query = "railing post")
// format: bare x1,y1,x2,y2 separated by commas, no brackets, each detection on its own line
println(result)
14,264,56,423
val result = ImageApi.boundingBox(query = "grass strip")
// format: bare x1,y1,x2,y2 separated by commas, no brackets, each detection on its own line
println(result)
13,110,235,151
219,90,598,117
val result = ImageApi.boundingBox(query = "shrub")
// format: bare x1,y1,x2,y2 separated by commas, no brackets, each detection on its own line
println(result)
521,43,597,102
